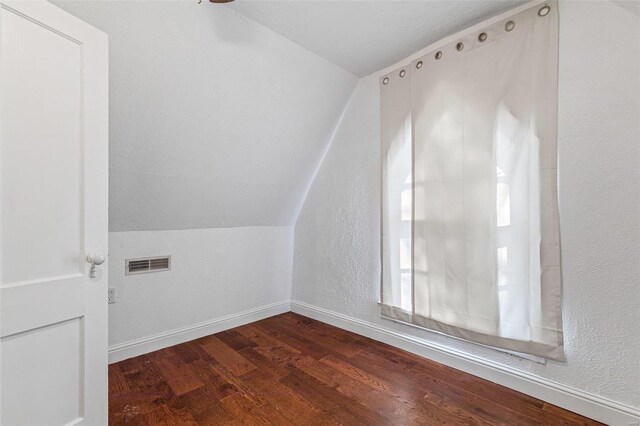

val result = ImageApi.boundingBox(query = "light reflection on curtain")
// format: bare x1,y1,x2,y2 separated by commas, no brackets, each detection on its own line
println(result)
380,1,563,360
381,66,412,313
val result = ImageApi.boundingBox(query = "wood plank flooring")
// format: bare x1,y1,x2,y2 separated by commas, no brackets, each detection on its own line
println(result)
109,312,602,425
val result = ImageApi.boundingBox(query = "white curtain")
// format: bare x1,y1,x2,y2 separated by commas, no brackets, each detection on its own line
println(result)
380,1,563,360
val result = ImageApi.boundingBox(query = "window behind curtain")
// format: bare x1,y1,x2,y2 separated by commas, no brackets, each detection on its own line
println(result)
380,1,564,360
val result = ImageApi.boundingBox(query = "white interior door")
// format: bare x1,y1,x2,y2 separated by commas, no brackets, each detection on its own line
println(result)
0,1,108,424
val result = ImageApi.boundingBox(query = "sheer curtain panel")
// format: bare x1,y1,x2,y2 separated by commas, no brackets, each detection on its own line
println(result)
380,1,564,360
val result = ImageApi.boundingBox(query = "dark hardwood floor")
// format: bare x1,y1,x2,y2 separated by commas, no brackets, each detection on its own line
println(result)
109,312,601,425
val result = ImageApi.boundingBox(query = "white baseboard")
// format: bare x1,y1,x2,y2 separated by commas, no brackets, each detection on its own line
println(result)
108,301,291,364
291,300,640,426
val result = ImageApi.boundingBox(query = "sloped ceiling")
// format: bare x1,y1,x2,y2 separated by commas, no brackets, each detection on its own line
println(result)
51,0,532,232
52,1,357,231
612,0,640,17
228,0,525,76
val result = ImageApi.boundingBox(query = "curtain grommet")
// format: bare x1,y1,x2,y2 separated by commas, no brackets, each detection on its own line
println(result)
505,20,515,32
416,61,423,69
538,5,550,16
478,32,488,42
456,42,464,51
399,69,406,78
434,51,443,60
382,77,389,85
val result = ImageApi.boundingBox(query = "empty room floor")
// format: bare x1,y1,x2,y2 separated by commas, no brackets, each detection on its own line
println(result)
108,313,601,425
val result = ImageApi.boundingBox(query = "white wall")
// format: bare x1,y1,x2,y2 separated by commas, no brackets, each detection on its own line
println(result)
52,0,640,414
109,226,292,347
53,0,356,231
293,0,640,414
50,0,356,357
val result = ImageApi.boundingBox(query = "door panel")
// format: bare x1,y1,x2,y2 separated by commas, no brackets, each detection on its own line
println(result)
1,278,83,337
1,6,83,286
0,1,108,424
2,318,83,426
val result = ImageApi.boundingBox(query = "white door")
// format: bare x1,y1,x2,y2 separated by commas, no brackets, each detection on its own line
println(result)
0,1,108,424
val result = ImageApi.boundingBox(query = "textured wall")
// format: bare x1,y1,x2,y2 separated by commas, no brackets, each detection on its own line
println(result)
293,0,640,409
53,0,356,231
50,0,355,352
109,227,293,346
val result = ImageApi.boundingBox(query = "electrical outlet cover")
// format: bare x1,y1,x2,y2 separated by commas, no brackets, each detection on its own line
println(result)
108,288,116,304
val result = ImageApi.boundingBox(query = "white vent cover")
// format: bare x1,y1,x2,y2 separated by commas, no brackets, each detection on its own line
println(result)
125,255,171,275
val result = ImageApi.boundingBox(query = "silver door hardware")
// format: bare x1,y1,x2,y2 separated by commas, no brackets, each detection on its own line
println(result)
86,255,105,278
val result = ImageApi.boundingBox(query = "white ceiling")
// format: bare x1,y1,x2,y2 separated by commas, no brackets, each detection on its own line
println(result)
53,0,357,231
228,0,525,76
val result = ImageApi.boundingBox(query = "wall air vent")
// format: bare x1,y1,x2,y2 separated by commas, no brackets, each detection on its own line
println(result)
125,256,171,275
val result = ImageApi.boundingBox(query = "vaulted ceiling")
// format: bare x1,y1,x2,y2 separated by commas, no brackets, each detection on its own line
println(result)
53,1,356,231
52,0,530,232
228,0,524,76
